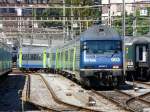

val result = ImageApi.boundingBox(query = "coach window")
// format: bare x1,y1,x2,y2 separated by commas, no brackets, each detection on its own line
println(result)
65,51,68,61
35,54,38,60
26,54,29,60
51,53,53,60
30,54,32,60
70,49,74,61
34,54,36,60
52,53,54,60
35,54,37,60
31,54,33,60
37,54,39,60
28,54,31,60
30,54,33,60
22,54,25,60
38,54,42,60
23,54,27,60
47,53,49,58
33,54,36,60
61,52,63,61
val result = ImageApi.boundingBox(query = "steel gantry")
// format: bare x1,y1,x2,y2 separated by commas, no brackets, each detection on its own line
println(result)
0,1,150,47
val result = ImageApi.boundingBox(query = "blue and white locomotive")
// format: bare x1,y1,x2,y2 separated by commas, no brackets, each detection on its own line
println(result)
49,25,124,87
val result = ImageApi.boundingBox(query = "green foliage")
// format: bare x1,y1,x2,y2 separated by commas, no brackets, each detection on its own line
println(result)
37,0,101,28
39,8,63,27
136,7,150,35
113,7,150,36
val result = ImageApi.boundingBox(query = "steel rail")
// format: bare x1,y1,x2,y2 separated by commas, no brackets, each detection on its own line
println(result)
126,96,150,111
26,74,65,112
115,90,150,111
139,92,150,98
92,89,135,112
135,81,150,86
26,74,30,100
92,89,150,111
115,89,150,105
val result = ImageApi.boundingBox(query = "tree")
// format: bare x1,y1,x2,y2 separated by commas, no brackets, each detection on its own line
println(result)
136,7,150,35
112,7,150,36
37,0,101,29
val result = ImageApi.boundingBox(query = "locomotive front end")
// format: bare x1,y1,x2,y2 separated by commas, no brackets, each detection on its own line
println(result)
79,25,124,87
80,40,123,70
80,40,124,86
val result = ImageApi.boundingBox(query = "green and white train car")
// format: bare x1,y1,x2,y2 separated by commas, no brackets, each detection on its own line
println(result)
125,36,150,81
0,42,12,76
48,39,80,80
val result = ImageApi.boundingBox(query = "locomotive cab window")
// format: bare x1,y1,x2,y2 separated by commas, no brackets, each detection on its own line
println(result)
82,40,122,54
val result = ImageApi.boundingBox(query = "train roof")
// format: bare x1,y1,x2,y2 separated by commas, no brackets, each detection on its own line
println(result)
51,25,121,50
20,46,47,53
80,25,121,41
0,41,11,50
145,32,150,37
125,33,150,45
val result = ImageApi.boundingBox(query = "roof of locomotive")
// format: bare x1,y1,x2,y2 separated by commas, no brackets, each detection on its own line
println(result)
50,25,121,50
80,25,121,41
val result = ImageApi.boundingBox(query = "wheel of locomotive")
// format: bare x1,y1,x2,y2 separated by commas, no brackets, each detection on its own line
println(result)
80,77,90,89
126,71,134,81
111,77,118,87
71,74,76,82
146,69,150,81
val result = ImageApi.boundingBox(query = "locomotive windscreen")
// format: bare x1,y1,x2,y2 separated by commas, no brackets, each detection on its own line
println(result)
83,40,122,54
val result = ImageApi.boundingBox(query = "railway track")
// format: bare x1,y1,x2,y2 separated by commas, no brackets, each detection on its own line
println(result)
138,92,150,103
26,74,101,112
133,81,150,103
92,89,150,112
135,81,150,87
39,74,102,112
26,73,150,111
126,95,150,112
26,74,60,111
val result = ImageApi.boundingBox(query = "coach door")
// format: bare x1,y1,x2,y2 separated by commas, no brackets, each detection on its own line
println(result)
136,45,147,63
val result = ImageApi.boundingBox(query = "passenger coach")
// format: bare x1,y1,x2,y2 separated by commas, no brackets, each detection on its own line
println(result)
18,47,47,71
125,34,150,81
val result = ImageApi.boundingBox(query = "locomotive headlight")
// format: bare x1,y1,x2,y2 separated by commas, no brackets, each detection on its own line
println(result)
113,66,119,69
